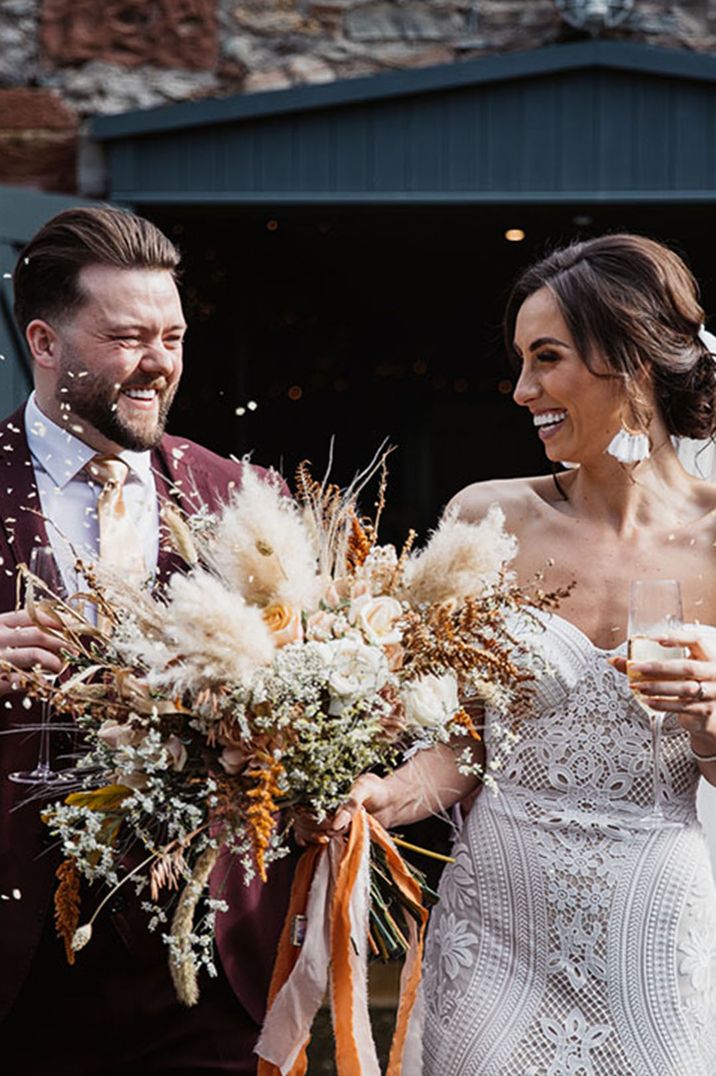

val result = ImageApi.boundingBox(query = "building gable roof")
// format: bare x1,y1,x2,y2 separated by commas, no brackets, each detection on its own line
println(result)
91,41,716,205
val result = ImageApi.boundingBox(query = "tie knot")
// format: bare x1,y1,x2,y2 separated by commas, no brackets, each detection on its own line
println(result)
86,455,129,490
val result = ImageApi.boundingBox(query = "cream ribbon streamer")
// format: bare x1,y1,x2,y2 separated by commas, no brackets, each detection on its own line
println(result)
255,845,336,1074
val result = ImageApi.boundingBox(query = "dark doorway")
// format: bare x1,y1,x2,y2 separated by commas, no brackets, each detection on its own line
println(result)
149,203,716,542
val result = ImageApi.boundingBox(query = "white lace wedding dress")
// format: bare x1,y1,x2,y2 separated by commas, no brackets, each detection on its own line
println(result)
423,611,716,1075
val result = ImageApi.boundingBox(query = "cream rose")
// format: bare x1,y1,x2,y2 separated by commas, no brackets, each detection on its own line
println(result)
350,594,403,646
262,603,303,648
402,672,460,730
316,635,390,703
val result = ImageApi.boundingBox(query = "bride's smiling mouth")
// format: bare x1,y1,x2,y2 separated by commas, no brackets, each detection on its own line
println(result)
533,410,568,440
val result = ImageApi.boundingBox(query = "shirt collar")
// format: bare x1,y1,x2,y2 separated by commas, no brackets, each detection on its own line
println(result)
25,392,153,489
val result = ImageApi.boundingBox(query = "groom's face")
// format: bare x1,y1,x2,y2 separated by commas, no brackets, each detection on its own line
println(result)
32,264,186,453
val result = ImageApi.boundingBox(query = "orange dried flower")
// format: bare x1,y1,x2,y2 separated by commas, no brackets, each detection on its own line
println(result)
245,753,284,882
54,859,81,965
346,513,373,572
452,708,483,741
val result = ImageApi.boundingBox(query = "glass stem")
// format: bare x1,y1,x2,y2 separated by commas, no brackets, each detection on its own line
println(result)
37,699,51,775
651,712,665,815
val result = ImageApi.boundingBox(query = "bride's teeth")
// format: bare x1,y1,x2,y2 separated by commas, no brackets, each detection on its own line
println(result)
534,411,566,428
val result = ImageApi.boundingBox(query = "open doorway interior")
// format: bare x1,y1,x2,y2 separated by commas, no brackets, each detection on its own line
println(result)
150,203,716,542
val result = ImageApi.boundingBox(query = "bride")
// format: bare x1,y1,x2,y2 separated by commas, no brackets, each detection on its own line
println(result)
333,234,716,1073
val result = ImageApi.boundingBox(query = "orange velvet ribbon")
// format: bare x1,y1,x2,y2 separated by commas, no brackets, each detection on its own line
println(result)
258,810,429,1075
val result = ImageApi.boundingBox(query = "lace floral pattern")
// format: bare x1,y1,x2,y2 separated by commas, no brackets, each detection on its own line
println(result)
423,612,716,1076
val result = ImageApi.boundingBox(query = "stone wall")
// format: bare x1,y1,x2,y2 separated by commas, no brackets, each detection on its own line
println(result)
0,0,714,192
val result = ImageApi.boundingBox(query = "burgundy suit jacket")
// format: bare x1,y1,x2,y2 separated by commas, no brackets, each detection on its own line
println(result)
0,404,294,1025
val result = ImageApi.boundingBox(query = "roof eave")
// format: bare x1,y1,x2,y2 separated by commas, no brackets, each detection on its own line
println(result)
91,40,716,144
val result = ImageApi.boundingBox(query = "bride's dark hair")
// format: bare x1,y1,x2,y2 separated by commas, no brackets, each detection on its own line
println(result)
504,233,716,440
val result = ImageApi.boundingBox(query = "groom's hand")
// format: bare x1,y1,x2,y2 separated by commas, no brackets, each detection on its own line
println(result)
0,609,65,695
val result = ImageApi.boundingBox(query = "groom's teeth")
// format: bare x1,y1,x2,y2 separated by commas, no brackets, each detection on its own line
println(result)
124,389,156,399
534,411,567,428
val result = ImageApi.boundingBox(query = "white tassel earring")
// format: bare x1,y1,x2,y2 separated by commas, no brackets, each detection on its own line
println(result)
605,427,650,464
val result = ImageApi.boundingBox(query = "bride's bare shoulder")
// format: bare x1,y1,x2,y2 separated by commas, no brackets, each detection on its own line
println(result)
447,475,553,528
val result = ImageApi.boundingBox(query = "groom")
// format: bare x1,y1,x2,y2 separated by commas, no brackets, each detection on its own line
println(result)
0,206,292,1073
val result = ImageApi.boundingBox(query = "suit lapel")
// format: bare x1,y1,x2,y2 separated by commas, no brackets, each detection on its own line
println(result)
151,440,196,585
0,404,51,573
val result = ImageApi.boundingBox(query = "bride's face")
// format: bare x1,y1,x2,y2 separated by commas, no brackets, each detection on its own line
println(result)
512,286,623,465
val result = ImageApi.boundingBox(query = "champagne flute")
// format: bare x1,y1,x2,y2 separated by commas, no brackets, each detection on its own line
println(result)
627,579,685,825
9,545,67,786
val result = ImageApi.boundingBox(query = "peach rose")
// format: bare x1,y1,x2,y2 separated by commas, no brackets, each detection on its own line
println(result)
263,603,303,648
165,734,187,772
219,746,246,776
306,609,337,641
384,642,405,671
349,594,403,646
97,720,145,750
322,582,342,609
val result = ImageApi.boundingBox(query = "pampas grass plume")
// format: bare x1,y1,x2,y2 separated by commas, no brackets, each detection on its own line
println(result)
401,504,517,606
149,570,275,694
205,469,320,611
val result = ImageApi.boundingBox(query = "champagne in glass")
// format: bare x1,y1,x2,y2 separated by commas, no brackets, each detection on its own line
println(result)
627,579,685,824
9,545,67,786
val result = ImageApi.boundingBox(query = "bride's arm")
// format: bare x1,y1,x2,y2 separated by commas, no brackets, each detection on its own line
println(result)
332,737,484,833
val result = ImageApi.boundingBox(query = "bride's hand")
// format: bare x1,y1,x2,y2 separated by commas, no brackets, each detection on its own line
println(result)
612,631,716,748
332,773,394,832
292,774,392,847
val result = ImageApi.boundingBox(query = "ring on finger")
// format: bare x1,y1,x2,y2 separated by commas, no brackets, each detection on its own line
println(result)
695,680,706,702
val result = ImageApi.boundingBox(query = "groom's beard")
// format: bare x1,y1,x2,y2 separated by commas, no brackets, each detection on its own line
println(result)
55,357,177,451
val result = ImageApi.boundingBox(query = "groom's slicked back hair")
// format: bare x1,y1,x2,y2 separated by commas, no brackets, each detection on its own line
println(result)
504,233,716,441
13,205,181,334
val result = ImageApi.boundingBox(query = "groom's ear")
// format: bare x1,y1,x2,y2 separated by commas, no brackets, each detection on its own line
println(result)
25,319,60,370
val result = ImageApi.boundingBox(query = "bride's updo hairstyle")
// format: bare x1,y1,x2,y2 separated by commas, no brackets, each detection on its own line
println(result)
504,233,716,440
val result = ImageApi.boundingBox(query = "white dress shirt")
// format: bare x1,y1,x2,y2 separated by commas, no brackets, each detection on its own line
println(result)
24,392,159,597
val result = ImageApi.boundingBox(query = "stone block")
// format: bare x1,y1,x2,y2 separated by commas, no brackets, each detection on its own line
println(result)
286,54,335,82
346,2,464,41
308,0,374,11
0,87,77,130
231,7,318,35
57,61,219,113
243,66,294,92
0,88,77,191
40,0,218,72
368,42,455,67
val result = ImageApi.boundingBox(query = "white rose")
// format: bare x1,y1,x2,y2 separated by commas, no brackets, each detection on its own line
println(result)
402,672,460,730
349,594,403,646
316,636,390,702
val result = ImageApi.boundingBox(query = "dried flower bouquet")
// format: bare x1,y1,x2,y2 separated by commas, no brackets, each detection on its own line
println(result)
4,453,564,1023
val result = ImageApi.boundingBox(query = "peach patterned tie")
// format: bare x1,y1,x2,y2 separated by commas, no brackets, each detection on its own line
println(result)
86,455,147,588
